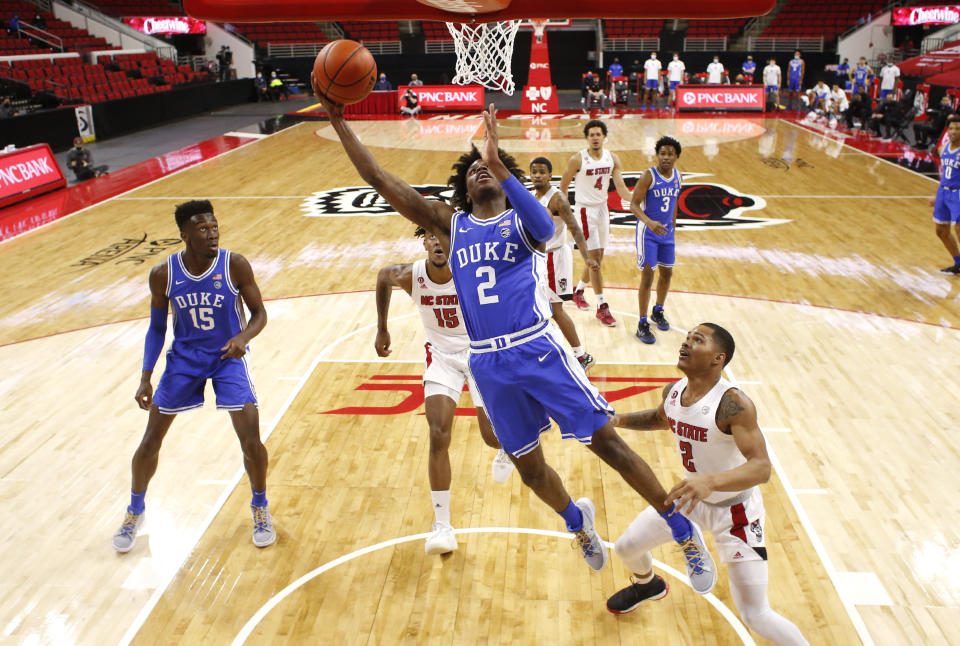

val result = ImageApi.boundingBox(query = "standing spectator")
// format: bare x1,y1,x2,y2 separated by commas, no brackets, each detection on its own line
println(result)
740,55,756,83
374,73,392,90
763,57,781,110
608,57,623,81
222,46,233,80
8,13,19,36
400,88,420,115
66,137,108,181
216,46,227,81
879,60,900,100
254,72,268,102
836,57,850,87
786,50,805,109
915,95,956,149
408,73,424,86
666,53,685,107
642,52,661,109
706,56,724,85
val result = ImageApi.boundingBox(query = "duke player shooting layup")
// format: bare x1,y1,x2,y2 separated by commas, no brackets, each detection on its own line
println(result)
375,227,514,556
560,119,634,327
933,117,960,275
316,86,715,592
529,156,598,372
632,136,682,346
111,200,275,553
608,324,808,646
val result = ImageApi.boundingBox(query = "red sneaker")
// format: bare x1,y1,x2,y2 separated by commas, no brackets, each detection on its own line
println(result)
596,303,617,327
572,289,591,311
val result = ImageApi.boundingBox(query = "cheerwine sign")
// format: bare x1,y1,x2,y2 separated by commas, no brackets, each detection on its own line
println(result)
0,144,66,209
677,85,765,111
398,85,483,111
892,6,960,25
123,16,207,35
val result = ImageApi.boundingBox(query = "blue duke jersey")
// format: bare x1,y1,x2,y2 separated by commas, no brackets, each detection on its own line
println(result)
166,248,245,352
643,166,682,231
449,210,552,341
854,65,868,86
153,248,257,414
940,143,960,190
788,58,802,81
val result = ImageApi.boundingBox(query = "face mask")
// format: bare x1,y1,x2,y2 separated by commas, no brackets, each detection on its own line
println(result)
795,54,800,58
673,56,679,60
713,59,719,63
651,55,656,59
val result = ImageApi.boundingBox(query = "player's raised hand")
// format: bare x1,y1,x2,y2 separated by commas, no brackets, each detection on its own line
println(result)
312,72,344,119
481,102,500,163
220,335,248,360
135,380,153,411
374,329,392,357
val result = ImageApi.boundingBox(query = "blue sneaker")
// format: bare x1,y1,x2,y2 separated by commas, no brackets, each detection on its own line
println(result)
651,308,670,331
635,321,656,344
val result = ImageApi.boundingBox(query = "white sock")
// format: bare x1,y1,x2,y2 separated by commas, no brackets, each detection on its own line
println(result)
576,280,588,292
596,294,606,305
571,346,585,358
431,490,451,526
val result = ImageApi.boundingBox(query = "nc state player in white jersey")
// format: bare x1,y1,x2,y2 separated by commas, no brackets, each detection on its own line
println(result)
606,323,808,646
375,227,513,555
559,119,634,327
529,156,599,372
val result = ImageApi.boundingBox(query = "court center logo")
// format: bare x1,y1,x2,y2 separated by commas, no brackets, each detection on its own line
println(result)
301,172,787,230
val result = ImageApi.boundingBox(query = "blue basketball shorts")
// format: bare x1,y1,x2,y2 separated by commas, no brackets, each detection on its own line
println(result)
765,85,778,94
635,222,676,269
669,81,679,90
879,88,893,99
853,83,865,96
646,78,658,89
467,328,612,457
788,78,801,91
153,345,258,414
933,187,960,225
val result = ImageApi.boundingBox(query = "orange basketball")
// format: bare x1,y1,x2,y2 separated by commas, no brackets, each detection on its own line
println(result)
313,39,377,105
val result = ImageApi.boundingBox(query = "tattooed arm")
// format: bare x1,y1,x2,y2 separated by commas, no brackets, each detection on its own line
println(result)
666,388,772,514
611,382,674,431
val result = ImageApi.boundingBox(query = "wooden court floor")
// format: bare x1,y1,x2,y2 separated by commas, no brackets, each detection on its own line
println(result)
1,117,958,645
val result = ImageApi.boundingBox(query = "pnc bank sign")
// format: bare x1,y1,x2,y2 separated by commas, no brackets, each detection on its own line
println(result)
677,85,765,111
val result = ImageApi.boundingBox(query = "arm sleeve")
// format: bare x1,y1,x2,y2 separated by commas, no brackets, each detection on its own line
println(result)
500,174,554,242
142,306,167,372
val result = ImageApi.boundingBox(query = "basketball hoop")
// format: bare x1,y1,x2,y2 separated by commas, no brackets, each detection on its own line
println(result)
530,19,548,44
446,20,521,95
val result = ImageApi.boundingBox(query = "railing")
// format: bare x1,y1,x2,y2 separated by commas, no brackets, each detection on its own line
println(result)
424,39,455,54
684,37,727,52
748,36,824,52
923,38,946,53
18,23,64,51
56,0,177,59
22,0,52,11
356,40,401,55
602,37,660,51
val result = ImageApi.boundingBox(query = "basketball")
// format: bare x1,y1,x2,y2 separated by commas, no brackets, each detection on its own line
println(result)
312,39,377,105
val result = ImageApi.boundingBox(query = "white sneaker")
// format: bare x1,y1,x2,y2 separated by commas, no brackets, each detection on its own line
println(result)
251,505,277,548
491,449,515,483
424,522,458,555
112,509,144,553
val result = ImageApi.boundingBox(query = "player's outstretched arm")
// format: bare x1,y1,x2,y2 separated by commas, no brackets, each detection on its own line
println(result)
549,192,598,272
137,263,170,410
630,170,668,236
221,254,267,360
314,85,453,235
559,152,580,196
612,381,673,430
666,388,772,514
375,263,412,357
481,103,554,241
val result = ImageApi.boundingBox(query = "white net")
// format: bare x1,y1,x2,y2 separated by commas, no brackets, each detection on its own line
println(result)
445,20,522,95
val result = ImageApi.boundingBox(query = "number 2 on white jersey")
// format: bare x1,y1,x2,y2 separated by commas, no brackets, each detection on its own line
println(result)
476,266,499,304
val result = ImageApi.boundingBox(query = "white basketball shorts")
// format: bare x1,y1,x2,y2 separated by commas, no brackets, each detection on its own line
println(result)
423,343,484,407
545,244,573,298
576,203,610,251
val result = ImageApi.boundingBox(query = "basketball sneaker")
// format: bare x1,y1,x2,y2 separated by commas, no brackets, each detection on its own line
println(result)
112,509,144,553
596,303,617,327
251,504,277,548
650,308,670,331
572,288,591,311
606,575,669,614
940,264,960,275
635,321,655,344
577,353,596,372
572,498,608,571
678,520,717,595
491,449,515,483
425,521,458,555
